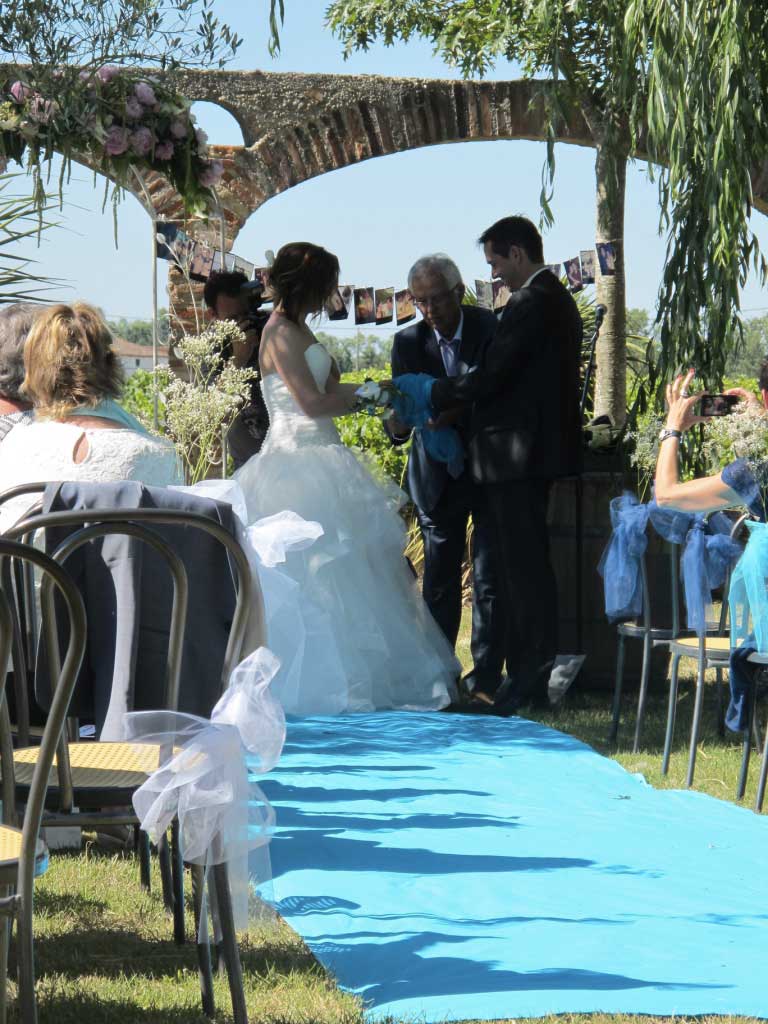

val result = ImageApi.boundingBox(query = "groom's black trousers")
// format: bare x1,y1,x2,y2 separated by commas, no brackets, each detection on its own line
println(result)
483,478,557,703
415,472,505,690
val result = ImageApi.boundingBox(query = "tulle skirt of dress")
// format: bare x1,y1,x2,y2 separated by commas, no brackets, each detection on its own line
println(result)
235,442,458,715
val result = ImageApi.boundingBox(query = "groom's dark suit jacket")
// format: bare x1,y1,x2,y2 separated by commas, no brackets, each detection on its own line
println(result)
391,304,497,512
432,270,583,483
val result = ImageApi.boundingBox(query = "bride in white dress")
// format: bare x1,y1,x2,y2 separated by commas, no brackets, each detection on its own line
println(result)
235,242,457,715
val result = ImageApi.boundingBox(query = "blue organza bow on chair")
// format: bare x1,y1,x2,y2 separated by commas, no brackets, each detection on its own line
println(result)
598,492,650,622
681,514,743,636
647,497,694,545
392,372,464,478
729,520,768,654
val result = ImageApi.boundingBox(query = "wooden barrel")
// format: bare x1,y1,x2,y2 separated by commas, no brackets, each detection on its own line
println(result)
549,468,673,692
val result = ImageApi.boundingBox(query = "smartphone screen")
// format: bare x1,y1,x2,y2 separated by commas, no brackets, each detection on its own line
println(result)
699,394,739,416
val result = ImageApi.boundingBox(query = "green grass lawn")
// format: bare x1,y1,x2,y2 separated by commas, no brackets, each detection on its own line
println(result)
17,608,766,1023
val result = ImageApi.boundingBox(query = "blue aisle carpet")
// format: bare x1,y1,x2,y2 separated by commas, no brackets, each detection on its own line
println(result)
258,712,768,1022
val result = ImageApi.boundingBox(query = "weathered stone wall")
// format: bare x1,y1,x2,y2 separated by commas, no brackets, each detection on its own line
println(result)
121,69,768,336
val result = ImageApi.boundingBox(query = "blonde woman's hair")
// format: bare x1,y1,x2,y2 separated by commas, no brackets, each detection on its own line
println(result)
22,302,123,419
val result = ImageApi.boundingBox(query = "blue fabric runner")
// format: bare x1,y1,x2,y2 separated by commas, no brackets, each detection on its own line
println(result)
259,712,768,1022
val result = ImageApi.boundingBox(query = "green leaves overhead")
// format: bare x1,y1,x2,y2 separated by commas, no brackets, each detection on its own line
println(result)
268,0,768,397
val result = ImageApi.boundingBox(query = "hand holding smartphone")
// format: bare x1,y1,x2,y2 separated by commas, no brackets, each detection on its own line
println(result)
698,394,740,417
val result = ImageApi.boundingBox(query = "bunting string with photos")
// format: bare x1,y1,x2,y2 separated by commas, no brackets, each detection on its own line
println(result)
155,220,615,325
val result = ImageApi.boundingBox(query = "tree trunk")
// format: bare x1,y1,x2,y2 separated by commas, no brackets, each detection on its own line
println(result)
593,142,628,429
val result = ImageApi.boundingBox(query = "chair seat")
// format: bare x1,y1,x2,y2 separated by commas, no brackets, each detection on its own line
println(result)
0,826,48,881
746,651,768,665
669,635,732,658
10,741,163,800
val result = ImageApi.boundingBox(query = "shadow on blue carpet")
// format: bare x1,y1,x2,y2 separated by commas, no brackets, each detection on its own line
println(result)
256,712,768,1022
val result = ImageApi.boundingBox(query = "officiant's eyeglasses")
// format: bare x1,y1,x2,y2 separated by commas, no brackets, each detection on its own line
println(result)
412,287,458,311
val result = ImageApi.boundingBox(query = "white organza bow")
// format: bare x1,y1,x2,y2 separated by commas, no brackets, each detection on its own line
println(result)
123,646,286,930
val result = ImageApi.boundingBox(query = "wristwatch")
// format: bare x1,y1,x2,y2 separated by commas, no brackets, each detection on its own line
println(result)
658,428,682,443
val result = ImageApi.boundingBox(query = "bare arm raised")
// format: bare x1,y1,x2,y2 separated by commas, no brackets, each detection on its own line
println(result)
260,316,359,419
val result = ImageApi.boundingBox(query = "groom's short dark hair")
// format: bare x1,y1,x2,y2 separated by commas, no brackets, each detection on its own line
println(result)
479,216,544,263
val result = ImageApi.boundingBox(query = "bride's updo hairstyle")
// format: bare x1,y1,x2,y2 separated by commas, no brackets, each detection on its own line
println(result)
23,302,123,420
270,242,340,323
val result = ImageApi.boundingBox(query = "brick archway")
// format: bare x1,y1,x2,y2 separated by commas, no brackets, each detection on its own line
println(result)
129,69,768,330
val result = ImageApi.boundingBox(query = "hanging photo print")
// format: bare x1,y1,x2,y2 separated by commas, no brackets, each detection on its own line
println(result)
253,267,273,300
492,279,511,310
189,242,214,281
547,263,562,279
354,287,376,326
155,222,179,261
375,287,394,325
325,284,352,321
395,289,417,326
596,242,616,276
579,249,596,284
211,249,224,273
474,280,494,310
563,257,583,293
233,255,254,279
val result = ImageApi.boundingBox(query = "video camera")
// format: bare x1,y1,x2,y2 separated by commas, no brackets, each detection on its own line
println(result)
238,278,270,335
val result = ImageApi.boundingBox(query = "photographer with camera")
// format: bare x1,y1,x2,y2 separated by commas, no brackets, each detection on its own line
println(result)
203,270,269,469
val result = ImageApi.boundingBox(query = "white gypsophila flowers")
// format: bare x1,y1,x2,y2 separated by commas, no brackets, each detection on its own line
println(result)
158,323,257,484
701,404,768,473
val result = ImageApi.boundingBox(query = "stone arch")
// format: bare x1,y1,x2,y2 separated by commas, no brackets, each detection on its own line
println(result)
132,69,768,331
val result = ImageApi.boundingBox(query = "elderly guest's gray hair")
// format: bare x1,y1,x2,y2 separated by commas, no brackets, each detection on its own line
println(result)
0,303,44,400
407,254,463,291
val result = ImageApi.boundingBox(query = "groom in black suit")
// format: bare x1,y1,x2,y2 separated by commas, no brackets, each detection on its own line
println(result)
388,254,505,696
430,217,583,712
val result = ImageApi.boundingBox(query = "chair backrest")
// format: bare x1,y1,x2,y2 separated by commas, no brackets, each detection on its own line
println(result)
0,539,86,885
7,504,254,734
637,541,682,636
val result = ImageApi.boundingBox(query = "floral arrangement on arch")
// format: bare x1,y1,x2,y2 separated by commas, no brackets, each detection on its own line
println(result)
0,66,223,215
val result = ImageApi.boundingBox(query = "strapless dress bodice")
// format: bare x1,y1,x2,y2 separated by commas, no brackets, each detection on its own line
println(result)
260,342,341,452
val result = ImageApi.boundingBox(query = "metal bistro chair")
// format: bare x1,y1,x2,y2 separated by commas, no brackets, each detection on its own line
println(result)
0,538,86,1024
661,513,747,789
4,505,257,1024
609,541,682,752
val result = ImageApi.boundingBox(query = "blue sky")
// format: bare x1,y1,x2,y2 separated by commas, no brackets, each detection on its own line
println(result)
13,0,768,330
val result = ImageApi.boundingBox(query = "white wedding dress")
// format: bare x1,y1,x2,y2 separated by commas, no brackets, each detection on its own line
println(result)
235,342,458,715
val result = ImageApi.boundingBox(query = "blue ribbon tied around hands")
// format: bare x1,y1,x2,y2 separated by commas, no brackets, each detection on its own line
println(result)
392,373,464,478
598,492,650,622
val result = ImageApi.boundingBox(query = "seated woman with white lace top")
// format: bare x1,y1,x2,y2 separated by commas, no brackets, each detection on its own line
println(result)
0,302,182,530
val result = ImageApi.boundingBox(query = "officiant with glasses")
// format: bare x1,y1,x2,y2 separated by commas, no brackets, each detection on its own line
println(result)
386,253,505,699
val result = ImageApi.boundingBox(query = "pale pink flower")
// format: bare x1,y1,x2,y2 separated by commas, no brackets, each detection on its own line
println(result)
104,126,129,156
9,81,31,103
130,126,155,157
97,65,120,85
169,119,188,139
125,96,143,121
134,81,157,107
154,140,174,160
198,159,224,188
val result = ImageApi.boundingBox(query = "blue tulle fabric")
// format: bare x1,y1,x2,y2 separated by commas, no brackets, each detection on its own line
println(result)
392,373,464,478
721,458,767,521
598,493,650,622
600,493,741,634
681,516,742,636
729,520,768,653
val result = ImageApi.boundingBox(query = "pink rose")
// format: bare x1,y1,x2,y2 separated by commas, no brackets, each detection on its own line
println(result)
28,95,55,124
130,126,155,157
154,140,174,160
198,159,224,188
104,126,129,156
97,65,119,85
125,96,143,121
169,119,188,139
134,81,157,107
9,81,31,103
